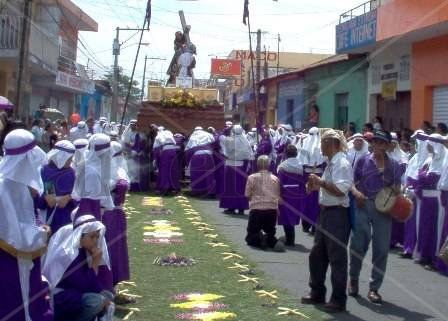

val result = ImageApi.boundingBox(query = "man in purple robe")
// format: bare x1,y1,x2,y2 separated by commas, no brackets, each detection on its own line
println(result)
219,125,252,215
153,128,181,195
400,130,428,259
185,127,216,197
414,134,445,270
102,141,131,286
0,129,52,321
350,130,402,304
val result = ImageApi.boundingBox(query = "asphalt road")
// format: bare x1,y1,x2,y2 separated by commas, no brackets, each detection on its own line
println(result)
194,198,448,321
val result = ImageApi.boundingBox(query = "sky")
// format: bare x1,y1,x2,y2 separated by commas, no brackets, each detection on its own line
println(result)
73,0,364,95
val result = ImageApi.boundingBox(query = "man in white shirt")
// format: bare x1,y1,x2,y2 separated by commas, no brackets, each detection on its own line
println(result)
301,130,353,313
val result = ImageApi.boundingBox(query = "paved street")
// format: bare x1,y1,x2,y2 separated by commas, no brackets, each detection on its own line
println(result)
194,199,448,321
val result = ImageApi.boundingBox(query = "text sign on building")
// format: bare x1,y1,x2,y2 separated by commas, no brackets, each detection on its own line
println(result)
211,59,241,77
336,9,377,53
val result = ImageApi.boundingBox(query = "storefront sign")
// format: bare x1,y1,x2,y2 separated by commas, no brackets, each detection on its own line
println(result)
381,72,398,100
234,50,278,62
336,9,377,53
56,71,95,94
211,59,241,77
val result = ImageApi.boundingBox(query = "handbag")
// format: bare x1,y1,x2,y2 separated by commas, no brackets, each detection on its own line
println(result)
439,238,448,265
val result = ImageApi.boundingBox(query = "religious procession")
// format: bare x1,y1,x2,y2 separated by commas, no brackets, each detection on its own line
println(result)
2,0,448,321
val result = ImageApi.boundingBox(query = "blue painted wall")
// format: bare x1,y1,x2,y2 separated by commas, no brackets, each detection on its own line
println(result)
277,78,305,129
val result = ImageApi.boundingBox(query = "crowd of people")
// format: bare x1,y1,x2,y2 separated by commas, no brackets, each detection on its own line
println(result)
1,112,448,319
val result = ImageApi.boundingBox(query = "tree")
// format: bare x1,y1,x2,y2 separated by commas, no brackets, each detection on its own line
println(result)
103,67,142,102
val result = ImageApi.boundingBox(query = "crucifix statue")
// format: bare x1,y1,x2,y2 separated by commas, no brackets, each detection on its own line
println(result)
166,11,197,86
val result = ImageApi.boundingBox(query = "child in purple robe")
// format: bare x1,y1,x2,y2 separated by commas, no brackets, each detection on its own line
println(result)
37,140,77,234
43,215,114,321
277,145,305,246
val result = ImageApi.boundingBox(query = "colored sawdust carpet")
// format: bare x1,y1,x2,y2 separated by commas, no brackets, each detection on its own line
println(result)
122,193,325,321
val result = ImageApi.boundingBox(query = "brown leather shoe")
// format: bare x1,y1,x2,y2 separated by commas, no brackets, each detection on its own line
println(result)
323,301,346,313
301,294,325,305
348,279,359,297
367,290,382,304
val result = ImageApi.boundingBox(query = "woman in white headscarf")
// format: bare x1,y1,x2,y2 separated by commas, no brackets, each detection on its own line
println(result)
42,215,114,321
153,128,181,194
185,127,216,197
37,140,76,234
102,141,131,286
73,133,114,221
219,125,253,215
0,129,52,321
415,133,446,269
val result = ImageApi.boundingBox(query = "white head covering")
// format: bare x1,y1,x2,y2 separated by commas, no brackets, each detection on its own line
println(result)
347,133,369,167
42,215,110,290
427,133,446,174
73,134,114,210
110,141,129,189
225,121,233,128
47,140,75,169
406,130,428,180
185,128,215,151
387,142,409,165
73,138,89,170
222,125,253,161
0,129,49,321
0,129,47,194
70,121,88,141
153,129,176,150
302,127,324,165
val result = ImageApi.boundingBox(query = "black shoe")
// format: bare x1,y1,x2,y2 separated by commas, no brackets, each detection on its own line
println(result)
223,209,235,214
399,252,413,259
237,209,245,215
301,295,325,305
367,290,382,304
323,301,346,313
348,279,359,297
424,264,436,271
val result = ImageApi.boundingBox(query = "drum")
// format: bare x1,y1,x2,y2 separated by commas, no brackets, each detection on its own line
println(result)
375,187,413,222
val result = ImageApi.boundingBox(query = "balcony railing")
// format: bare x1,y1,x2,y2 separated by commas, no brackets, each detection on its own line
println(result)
29,23,59,73
0,14,21,50
339,0,384,24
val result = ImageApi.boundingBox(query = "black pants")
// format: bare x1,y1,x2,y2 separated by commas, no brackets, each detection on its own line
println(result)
245,209,278,249
308,206,350,306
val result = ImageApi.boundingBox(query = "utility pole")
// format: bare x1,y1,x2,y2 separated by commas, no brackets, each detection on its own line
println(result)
141,55,166,101
141,54,147,101
111,26,148,122
15,0,32,119
256,29,261,88
277,33,281,76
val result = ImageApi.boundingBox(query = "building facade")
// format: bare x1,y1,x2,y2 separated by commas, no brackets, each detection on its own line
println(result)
0,0,97,120
337,0,448,129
